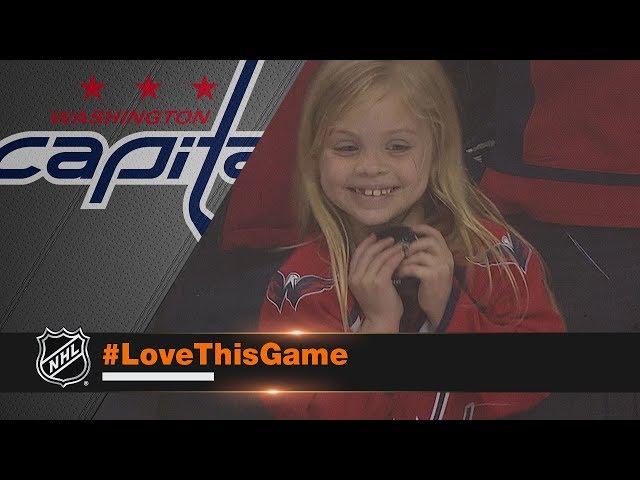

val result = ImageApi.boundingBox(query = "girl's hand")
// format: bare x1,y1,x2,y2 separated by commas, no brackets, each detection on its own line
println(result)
349,234,405,333
396,224,454,328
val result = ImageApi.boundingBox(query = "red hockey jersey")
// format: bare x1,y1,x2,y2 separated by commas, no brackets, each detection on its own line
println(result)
258,222,566,419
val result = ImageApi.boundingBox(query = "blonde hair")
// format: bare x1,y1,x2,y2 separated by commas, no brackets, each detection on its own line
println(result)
296,60,535,330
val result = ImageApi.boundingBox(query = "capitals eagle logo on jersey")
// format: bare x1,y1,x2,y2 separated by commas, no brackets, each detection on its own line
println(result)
266,271,334,313
467,232,532,273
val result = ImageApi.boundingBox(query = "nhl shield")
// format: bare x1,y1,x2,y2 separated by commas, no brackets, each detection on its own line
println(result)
36,327,91,388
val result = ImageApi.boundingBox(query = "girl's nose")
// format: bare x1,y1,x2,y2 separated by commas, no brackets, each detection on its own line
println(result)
354,153,388,176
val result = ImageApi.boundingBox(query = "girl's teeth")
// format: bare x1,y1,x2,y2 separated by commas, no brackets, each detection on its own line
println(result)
354,187,396,196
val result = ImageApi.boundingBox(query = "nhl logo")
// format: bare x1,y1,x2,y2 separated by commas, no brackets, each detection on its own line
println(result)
36,327,91,388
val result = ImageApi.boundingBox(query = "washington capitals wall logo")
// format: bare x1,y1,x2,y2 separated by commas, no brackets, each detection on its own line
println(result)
266,271,334,313
0,60,264,241
36,327,91,388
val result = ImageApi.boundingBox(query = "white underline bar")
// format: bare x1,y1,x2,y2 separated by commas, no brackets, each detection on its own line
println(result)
102,372,215,382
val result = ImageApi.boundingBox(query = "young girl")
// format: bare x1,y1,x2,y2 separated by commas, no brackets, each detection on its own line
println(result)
258,60,566,420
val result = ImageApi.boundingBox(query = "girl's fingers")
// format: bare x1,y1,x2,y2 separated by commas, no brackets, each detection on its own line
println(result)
404,236,442,257
410,224,448,247
351,236,395,278
400,251,437,268
364,243,404,278
411,224,446,240
378,247,406,280
351,225,450,280
350,233,377,273
396,263,432,280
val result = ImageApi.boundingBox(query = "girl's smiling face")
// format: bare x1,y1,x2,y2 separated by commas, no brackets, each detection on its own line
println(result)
320,91,432,233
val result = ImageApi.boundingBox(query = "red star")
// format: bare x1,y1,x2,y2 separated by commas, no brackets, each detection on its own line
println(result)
193,75,217,99
81,76,104,100
136,75,161,99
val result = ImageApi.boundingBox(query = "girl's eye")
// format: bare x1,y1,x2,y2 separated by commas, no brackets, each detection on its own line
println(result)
387,141,412,153
333,143,359,155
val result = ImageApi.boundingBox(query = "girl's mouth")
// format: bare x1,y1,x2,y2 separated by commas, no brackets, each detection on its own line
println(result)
347,186,400,197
